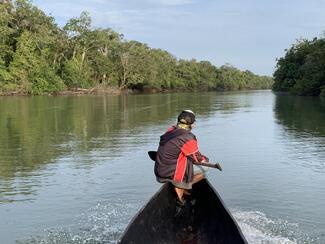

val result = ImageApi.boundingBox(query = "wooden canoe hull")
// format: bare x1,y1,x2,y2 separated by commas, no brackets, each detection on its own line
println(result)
119,179,247,244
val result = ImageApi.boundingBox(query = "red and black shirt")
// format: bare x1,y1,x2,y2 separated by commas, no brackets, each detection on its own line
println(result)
154,126,208,186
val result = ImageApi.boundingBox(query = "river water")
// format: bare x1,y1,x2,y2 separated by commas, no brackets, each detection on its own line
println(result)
0,91,324,243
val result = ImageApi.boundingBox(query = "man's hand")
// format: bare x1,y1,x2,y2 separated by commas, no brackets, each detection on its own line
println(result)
201,156,209,162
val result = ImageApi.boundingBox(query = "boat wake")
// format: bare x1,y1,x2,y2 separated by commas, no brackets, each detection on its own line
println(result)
232,209,316,244
18,199,141,244
19,203,315,244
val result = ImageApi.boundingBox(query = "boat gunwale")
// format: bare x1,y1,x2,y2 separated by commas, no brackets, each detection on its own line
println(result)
118,183,169,243
203,179,247,243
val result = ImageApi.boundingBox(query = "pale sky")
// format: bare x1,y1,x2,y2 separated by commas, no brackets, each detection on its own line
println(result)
33,0,325,76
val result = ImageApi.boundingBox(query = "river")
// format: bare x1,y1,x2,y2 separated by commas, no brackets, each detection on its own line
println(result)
0,90,324,243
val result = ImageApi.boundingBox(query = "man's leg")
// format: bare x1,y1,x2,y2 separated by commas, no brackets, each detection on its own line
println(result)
175,187,185,203
191,173,204,185
174,173,204,203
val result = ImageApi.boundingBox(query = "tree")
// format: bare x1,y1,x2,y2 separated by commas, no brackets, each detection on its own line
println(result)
86,28,121,86
9,31,64,94
0,1,14,86
1,0,273,94
116,41,152,89
273,37,325,96
62,12,123,88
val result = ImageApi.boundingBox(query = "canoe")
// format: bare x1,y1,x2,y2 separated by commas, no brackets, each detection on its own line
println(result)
118,179,247,244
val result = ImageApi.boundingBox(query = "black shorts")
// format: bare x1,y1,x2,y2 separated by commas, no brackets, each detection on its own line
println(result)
156,177,192,189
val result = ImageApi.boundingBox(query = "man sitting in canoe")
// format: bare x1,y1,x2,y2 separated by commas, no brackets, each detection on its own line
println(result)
154,110,209,204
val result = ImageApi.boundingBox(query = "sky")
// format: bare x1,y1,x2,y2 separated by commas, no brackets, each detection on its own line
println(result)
33,0,325,76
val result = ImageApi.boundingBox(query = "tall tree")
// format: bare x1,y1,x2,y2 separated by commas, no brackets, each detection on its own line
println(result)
86,28,121,86
0,1,14,84
9,31,64,94
273,37,325,96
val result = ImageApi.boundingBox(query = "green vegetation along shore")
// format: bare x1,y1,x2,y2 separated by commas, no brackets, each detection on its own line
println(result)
0,0,273,95
273,36,325,97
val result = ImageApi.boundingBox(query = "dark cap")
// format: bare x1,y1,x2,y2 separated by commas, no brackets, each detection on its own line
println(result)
177,110,196,125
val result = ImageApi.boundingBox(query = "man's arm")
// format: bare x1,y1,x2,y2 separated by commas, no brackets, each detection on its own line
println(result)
180,138,209,163
191,151,209,162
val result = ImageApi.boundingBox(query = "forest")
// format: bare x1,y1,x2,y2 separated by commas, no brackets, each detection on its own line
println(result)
0,0,273,95
273,37,325,96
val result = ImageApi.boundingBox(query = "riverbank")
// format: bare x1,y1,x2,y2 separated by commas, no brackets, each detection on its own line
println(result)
0,85,272,96
0,86,123,96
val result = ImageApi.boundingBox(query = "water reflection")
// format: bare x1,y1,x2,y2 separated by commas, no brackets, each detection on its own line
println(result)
274,95,325,136
274,94,325,172
0,92,265,204
0,93,223,203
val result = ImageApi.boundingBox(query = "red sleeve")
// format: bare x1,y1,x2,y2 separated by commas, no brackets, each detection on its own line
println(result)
181,139,209,162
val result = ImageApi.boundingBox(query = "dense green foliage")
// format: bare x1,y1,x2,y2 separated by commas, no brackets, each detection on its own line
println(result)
273,37,325,96
0,0,273,94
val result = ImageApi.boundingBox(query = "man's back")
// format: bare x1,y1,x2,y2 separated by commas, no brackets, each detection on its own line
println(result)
155,126,197,188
